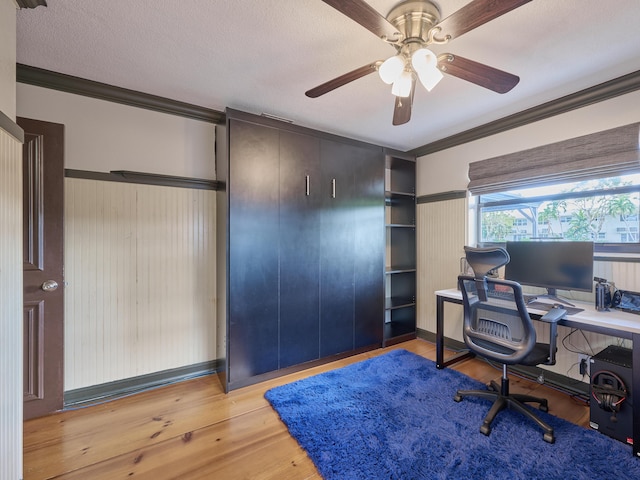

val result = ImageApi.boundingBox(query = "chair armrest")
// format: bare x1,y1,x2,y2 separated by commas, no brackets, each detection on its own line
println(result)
539,308,565,365
539,307,565,323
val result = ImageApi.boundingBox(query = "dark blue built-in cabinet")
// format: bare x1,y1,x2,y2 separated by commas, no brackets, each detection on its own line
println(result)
217,109,387,391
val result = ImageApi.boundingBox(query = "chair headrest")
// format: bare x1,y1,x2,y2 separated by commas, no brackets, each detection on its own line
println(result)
464,246,510,279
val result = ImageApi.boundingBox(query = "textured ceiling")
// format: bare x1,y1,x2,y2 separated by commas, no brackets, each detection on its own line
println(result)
16,0,640,152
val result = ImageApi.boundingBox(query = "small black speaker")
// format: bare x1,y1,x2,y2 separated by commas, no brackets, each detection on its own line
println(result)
589,345,633,445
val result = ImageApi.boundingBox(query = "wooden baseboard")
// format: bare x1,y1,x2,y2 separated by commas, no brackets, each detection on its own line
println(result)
63,359,221,408
225,344,380,392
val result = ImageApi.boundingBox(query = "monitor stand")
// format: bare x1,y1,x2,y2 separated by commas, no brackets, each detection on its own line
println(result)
537,288,575,307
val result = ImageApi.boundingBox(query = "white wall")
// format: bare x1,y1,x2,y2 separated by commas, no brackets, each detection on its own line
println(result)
0,0,16,120
0,1,23,478
17,83,215,179
417,89,640,195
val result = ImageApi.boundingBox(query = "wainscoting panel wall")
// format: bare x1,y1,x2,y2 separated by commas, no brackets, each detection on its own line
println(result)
417,196,467,338
417,197,637,384
595,258,640,293
64,178,216,391
0,128,23,479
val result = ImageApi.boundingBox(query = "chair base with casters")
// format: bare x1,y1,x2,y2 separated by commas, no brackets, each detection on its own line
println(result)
454,364,555,444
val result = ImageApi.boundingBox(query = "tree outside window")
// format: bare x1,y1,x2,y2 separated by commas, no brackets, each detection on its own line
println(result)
478,175,640,246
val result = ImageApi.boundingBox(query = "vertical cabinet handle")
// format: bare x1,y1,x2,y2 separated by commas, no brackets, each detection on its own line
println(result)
332,178,336,198
305,175,310,196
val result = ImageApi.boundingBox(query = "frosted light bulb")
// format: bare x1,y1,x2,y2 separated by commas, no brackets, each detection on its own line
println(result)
417,66,443,91
391,70,413,97
411,48,443,91
378,55,405,84
411,48,437,73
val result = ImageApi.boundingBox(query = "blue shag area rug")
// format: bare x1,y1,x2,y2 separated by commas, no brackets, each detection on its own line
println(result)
265,349,640,480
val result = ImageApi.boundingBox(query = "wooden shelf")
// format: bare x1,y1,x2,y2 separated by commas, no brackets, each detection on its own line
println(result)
385,296,416,310
383,321,416,346
386,266,416,274
385,190,415,199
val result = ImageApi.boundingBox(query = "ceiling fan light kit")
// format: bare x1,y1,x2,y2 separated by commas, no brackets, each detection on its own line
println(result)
379,47,442,96
308,0,530,125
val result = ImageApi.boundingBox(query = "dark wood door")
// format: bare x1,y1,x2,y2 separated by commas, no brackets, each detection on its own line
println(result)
319,139,357,357
353,148,385,348
19,117,65,420
279,131,321,368
227,119,280,388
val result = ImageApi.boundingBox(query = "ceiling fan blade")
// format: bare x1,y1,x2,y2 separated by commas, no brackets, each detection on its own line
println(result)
392,80,415,126
434,0,532,41
437,54,519,93
305,62,380,98
320,0,402,41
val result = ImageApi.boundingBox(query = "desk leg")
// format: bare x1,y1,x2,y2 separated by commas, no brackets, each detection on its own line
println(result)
436,294,474,369
436,295,445,368
633,333,640,458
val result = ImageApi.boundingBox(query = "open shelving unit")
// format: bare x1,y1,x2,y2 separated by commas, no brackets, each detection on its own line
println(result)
384,152,416,346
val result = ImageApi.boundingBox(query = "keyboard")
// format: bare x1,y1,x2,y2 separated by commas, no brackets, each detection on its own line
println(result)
487,290,537,303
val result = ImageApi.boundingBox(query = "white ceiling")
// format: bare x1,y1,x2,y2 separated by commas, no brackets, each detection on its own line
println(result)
15,0,640,152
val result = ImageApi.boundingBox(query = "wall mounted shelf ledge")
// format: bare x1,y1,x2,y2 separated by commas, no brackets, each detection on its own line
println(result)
64,169,220,190
16,0,47,8
110,170,221,190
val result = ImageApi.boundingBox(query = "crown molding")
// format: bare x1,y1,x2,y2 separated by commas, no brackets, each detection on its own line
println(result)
408,69,640,157
17,64,225,124
17,64,640,153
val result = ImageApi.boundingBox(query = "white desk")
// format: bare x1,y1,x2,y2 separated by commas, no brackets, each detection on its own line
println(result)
435,288,640,457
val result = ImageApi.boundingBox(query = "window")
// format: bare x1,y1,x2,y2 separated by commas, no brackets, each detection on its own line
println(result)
477,174,640,252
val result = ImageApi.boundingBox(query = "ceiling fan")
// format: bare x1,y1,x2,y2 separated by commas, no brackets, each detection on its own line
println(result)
306,0,531,125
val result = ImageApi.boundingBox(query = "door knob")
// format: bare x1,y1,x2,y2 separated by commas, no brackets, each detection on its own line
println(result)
41,280,59,292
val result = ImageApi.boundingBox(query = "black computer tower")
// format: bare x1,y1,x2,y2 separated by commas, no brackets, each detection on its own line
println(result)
589,345,633,445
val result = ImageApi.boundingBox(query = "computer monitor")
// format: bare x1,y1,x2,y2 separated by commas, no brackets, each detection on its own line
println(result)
504,241,594,305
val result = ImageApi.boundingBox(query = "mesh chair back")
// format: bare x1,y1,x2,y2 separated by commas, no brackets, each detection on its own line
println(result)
458,275,538,365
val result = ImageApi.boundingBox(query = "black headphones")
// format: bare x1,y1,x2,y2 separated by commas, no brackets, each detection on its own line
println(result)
591,370,628,422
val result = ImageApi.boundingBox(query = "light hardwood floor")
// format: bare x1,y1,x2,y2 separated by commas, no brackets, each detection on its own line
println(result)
23,339,590,479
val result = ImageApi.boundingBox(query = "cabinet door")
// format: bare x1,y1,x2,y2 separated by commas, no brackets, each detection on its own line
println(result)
353,149,385,348
319,139,356,357
227,119,280,386
279,131,321,368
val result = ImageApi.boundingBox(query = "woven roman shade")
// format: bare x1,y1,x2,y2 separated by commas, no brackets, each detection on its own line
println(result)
468,122,640,195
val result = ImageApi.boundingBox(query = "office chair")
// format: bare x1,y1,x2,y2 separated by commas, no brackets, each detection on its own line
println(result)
454,246,566,443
